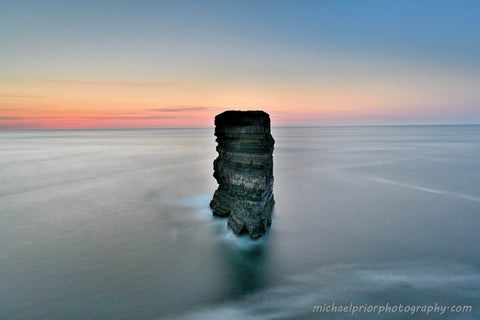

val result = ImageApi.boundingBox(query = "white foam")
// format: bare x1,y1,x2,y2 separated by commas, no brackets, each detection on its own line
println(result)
178,192,269,249
369,176,480,203
219,227,269,250
167,260,480,320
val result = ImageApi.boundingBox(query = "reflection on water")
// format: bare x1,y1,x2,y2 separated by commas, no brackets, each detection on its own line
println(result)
1,126,480,319
181,193,271,298
222,237,269,297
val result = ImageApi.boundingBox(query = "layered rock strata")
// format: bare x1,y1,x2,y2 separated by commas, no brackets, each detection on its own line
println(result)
210,110,275,239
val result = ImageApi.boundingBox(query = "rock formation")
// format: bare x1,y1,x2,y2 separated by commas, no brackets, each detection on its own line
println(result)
210,110,275,239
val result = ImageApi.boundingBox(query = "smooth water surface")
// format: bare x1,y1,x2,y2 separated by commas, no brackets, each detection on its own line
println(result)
1,126,479,319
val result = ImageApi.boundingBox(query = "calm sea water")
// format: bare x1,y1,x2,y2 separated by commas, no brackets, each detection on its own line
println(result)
1,126,479,319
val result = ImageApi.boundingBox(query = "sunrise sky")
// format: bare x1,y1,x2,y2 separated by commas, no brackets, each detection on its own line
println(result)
1,1,480,129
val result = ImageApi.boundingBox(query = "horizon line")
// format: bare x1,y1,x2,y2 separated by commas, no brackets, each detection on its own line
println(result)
2,123,480,131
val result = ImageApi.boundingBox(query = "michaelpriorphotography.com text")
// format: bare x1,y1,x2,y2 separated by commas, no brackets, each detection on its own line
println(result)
313,302,472,316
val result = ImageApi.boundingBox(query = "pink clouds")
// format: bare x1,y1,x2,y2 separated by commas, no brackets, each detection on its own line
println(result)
44,80,177,87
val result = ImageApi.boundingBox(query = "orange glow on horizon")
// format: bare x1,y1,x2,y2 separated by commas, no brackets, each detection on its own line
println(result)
1,76,475,129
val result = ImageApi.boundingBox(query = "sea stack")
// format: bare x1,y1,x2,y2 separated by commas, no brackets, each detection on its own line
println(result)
210,110,275,239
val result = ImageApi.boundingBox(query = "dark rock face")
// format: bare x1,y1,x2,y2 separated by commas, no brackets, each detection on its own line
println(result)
209,110,275,239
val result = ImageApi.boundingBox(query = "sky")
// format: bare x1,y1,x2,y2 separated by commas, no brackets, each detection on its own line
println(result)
1,0,480,129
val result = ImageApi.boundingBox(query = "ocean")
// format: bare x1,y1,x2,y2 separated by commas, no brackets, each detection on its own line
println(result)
1,126,479,319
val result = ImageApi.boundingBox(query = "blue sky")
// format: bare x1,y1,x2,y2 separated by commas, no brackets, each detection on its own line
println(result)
1,0,479,128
